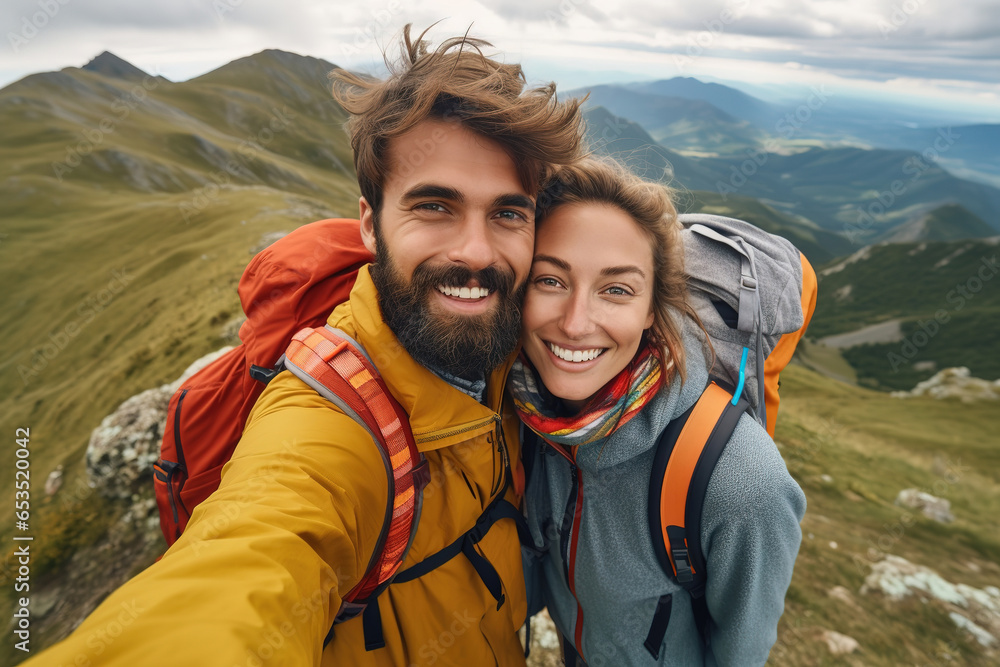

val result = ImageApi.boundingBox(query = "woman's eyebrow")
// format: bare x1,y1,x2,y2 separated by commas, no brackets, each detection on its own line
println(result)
601,265,646,278
532,254,571,271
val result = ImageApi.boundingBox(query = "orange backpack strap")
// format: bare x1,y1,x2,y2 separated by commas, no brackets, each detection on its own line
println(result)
644,382,750,658
281,325,429,635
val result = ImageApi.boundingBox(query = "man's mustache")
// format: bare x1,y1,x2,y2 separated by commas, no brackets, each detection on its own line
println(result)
410,262,516,298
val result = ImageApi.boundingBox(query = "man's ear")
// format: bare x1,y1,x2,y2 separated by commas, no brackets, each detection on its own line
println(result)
359,197,377,255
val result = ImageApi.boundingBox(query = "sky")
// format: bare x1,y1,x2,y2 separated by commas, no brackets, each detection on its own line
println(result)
2,0,1000,122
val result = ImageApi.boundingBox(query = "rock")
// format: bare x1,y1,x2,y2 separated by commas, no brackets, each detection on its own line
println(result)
949,612,996,647
893,367,1000,402
861,555,1000,647
821,630,859,655
820,474,833,483
86,385,172,499
85,346,233,500
895,488,954,523
44,465,64,496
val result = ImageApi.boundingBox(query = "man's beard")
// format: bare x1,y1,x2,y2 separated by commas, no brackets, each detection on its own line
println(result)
370,247,526,380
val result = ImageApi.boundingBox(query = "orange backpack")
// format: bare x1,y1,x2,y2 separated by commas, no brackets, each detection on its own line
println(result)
643,213,818,655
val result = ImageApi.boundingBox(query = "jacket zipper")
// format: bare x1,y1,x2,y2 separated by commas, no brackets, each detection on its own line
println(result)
414,413,501,445
557,449,587,663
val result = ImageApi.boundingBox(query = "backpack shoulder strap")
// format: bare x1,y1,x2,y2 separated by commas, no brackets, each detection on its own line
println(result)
644,381,750,658
281,325,430,626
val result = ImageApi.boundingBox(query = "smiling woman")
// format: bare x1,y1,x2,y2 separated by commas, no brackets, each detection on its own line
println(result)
511,158,806,666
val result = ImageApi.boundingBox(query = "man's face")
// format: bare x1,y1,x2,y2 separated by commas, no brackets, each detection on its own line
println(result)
359,119,536,379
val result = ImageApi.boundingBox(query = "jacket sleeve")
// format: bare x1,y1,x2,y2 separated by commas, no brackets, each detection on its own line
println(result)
24,371,389,666
701,415,806,667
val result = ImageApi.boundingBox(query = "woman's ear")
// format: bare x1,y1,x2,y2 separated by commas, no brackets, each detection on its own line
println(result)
645,308,655,331
359,197,377,255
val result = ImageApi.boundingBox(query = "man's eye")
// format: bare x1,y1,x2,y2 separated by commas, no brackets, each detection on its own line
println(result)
416,203,446,212
497,210,528,222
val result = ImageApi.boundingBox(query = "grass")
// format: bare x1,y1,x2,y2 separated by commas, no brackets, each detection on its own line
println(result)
767,364,1000,666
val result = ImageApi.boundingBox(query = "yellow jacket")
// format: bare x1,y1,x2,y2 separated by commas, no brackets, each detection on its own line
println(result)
27,266,527,666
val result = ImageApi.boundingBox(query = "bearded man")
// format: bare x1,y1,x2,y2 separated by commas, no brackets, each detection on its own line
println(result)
23,25,584,667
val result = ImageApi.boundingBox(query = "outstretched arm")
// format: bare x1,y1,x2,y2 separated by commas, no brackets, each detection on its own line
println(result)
24,371,388,666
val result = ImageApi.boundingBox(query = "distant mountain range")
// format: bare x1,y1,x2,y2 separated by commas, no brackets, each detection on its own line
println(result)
571,76,1000,190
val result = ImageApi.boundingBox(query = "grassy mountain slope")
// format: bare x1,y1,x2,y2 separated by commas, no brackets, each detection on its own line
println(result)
768,365,1000,666
879,204,997,243
0,49,360,563
810,239,1000,389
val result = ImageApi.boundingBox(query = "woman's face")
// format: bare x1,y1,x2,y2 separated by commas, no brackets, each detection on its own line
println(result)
522,202,655,410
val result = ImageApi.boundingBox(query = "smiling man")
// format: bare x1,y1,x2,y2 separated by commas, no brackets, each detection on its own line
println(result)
23,25,584,667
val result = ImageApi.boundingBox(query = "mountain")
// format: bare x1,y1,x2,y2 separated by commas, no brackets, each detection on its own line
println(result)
0,49,360,569
571,84,764,155
627,77,778,128
878,204,996,243
81,51,156,82
810,238,1000,390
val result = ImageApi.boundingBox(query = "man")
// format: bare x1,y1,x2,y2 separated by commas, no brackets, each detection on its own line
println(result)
25,26,584,666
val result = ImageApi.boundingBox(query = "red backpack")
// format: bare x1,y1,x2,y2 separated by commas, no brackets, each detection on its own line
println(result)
153,218,373,540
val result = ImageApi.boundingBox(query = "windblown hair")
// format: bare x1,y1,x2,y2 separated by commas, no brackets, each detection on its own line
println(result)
330,24,585,217
535,158,704,382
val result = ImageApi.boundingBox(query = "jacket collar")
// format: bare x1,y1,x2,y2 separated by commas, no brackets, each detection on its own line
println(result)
327,265,516,452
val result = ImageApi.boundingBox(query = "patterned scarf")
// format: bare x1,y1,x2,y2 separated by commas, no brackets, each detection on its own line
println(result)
508,341,664,448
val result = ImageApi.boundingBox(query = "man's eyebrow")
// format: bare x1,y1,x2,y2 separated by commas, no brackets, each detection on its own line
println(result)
492,193,535,210
400,184,464,203
601,265,647,279
532,254,570,271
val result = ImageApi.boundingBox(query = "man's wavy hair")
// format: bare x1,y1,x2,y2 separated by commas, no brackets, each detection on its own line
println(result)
330,24,585,219
535,158,708,383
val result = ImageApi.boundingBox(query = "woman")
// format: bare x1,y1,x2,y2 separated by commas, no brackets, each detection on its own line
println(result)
510,158,806,666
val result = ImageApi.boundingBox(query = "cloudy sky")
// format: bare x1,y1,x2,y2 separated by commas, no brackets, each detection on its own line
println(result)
3,0,999,120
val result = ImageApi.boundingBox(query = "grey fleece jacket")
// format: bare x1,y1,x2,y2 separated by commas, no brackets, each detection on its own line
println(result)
522,323,806,666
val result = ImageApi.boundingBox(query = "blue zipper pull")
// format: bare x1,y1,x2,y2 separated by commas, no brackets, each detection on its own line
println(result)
732,347,749,406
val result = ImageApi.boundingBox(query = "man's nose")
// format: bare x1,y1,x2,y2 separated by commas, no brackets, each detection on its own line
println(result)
446,217,497,271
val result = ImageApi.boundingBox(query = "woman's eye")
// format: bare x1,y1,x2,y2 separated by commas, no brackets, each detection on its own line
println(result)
536,276,562,288
606,286,632,296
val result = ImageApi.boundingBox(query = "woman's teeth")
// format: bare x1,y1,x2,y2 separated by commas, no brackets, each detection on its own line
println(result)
437,285,490,299
549,343,604,363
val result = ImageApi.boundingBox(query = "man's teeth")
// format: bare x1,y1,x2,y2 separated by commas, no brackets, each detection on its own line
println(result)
549,343,604,363
437,285,490,299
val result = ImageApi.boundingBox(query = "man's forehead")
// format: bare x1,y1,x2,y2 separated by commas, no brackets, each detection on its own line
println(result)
382,119,533,199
